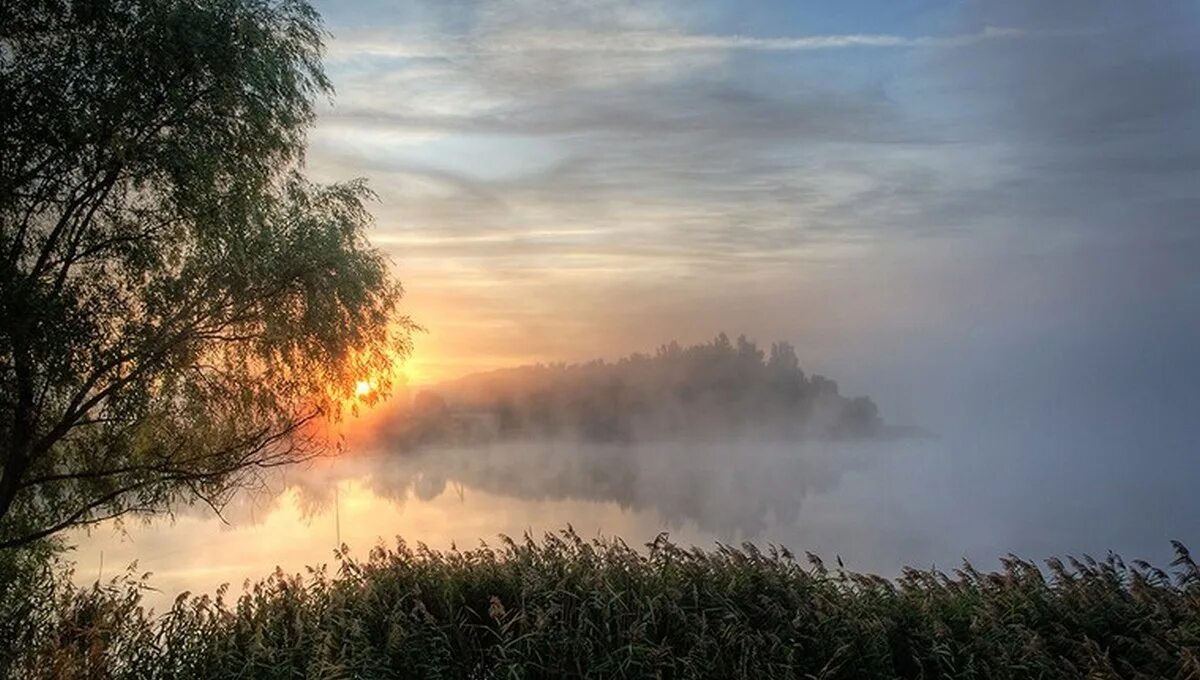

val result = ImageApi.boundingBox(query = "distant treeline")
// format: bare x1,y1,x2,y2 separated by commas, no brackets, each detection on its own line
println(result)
381,334,888,449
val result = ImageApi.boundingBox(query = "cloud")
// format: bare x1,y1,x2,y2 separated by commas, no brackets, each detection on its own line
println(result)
934,1,1200,238
327,26,1032,60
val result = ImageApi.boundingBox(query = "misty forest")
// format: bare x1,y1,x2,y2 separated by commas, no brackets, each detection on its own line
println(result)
2,0,1199,678
383,334,891,450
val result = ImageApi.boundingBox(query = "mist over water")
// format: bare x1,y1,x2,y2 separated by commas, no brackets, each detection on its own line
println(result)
72,435,936,611
336,439,894,540
72,323,1200,612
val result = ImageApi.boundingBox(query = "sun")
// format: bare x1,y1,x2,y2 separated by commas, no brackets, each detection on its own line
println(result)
354,380,372,397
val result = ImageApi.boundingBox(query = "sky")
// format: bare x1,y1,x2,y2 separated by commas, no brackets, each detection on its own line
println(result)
302,0,1198,388
293,0,1200,557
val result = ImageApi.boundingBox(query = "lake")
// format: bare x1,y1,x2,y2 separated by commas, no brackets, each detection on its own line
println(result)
69,437,950,611
69,429,1195,613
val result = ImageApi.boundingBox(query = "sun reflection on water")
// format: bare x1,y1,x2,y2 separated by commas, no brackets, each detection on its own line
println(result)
70,472,710,612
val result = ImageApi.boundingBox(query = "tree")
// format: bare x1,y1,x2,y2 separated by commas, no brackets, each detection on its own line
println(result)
0,0,412,549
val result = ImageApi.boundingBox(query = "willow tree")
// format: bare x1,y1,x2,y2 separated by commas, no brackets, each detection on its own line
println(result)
0,0,411,549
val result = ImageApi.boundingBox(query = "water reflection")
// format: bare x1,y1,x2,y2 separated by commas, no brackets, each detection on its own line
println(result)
71,438,921,610
73,479,719,612
298,439,896,538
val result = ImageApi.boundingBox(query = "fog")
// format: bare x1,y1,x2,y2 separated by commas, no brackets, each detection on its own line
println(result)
72,302,1198,604
208,278,1199,574
294,439,897,540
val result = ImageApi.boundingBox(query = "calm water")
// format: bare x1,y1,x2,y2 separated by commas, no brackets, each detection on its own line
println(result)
71,477,719,612
69,431,1195,613
70,438,938,611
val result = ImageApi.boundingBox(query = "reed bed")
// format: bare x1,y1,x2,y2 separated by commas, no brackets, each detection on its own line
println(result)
6,530,1199,679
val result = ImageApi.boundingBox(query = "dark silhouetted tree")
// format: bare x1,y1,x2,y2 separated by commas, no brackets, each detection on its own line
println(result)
0,0,411,548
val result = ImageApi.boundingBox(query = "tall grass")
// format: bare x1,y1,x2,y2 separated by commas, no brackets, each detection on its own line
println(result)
6,530,1199,679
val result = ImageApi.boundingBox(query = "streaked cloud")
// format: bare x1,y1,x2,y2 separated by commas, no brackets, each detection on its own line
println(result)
328,25,1032,60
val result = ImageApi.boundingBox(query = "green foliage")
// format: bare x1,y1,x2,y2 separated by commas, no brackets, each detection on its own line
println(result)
0,539,66,677
0,0,411,548
6,532,1199,678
